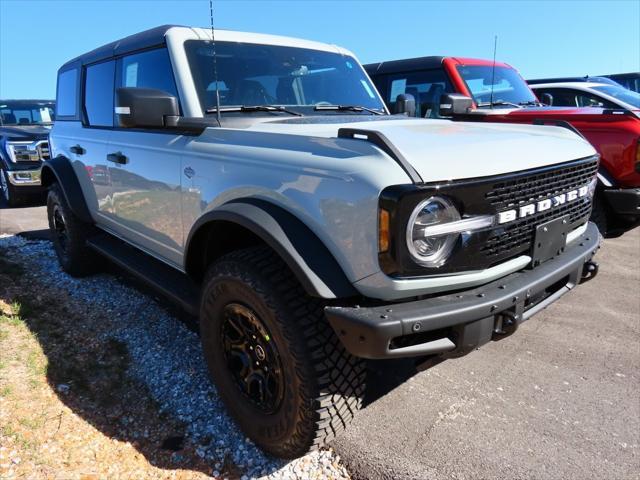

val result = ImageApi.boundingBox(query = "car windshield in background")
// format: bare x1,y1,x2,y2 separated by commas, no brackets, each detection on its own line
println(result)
0,102,55,125
185,40,386,115
592,85,640,108
456,65,538,107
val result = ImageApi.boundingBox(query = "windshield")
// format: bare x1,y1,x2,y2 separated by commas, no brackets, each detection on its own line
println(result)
456,65,538,107
185,40,386,114
0,101,55,125
592,85,640,108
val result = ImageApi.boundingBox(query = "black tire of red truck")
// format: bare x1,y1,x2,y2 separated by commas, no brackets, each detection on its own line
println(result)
199,246,366,458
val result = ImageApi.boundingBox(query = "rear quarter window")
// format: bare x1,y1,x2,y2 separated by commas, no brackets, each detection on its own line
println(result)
56,68,79,118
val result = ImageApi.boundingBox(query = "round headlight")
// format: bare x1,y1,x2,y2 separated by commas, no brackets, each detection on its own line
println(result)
406,196,461,267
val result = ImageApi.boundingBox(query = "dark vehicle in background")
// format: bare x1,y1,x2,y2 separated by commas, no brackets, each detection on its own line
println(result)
0,100,54,206
365,57,640,237
527,76,622,87
528,73,640,94
602,73,640,93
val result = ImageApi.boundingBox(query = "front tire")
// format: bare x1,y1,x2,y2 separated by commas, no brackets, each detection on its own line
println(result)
47,183,100,277
200,247,366,458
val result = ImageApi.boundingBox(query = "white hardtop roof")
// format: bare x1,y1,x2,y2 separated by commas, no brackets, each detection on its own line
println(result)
170,26,356,58
531,82,612,89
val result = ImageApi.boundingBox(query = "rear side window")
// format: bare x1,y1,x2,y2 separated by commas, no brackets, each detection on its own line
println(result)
56,68,78,118
84,60,115,127
383,70,453,118
118,48,179,99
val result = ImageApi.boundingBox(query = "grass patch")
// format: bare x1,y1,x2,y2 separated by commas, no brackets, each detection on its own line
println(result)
0,384,13,397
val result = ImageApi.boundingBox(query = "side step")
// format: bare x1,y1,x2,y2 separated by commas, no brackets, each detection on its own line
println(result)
87,233,200,316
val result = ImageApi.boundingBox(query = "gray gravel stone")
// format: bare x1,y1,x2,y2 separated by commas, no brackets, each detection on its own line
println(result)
0,235,350,479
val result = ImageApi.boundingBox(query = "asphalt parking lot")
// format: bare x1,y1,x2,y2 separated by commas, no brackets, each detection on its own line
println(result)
1,202,638,480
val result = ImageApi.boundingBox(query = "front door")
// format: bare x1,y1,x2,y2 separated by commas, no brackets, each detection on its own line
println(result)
106,47,187,267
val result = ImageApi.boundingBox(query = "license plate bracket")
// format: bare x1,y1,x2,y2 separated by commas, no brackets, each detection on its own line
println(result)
531,215,570,267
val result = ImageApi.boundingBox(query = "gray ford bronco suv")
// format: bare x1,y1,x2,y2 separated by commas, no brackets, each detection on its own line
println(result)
45,25,601,457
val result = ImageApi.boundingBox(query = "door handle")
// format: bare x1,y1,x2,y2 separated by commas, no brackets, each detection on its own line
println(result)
106,152,128,165
70,144,85,155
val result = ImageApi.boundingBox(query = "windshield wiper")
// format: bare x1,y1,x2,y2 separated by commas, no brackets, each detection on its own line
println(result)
518,100,542,107
476,100,522,109
205,105,303,116
314,104,384,115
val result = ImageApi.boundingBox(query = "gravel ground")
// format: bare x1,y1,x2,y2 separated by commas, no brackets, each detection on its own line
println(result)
0,234,350,479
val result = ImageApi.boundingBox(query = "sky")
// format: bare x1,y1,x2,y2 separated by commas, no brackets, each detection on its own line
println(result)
1,0,639,99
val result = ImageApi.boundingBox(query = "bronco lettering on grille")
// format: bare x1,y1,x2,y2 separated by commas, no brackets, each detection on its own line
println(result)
497,185,590,225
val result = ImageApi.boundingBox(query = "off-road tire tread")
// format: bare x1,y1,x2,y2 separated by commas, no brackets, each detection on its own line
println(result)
47,183,100,277
203,246,365,457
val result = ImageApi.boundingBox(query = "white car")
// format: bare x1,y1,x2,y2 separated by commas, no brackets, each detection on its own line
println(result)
531,82,640,117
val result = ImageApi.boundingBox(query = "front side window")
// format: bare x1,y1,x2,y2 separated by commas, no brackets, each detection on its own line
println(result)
84,60,115,127
456,65,538,107
118,48,179,98
385,70,453,118
0,101,55,125
56,68,78,117
184,40,385,114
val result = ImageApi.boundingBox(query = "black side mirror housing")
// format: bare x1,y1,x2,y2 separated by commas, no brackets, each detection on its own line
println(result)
394,93,416,117
115,87,180,128
439,93,473,117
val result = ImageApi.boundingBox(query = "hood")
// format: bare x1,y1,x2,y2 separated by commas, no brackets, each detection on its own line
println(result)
249,117,596,182
0,125,52,141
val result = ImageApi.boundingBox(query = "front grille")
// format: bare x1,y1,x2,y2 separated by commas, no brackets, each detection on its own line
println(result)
379,155,599,277
482,198,592,258
481,158,598,260
485,159,599,209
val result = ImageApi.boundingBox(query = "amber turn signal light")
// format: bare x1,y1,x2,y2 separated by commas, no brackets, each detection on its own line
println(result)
379,208,390,253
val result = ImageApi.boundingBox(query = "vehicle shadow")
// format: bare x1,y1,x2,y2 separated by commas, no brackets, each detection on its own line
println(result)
0,242,284,478
0,235,426,477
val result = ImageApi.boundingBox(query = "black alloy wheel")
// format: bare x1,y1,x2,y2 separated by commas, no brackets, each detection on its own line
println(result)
220,303,284,414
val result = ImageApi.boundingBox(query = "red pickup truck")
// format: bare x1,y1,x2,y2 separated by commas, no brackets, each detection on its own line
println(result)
365,56,640,237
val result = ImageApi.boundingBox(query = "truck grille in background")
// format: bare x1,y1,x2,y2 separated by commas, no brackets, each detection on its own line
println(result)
481,157,598,260
36,141,50,161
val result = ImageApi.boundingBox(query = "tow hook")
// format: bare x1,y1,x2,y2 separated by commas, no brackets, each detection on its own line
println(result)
493,310,518,338
580,261,599,284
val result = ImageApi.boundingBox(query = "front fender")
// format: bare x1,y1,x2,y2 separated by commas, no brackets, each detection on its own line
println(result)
41,156,93,223
185,198,358,299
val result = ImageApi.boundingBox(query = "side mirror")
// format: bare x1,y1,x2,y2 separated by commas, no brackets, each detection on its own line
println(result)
439,93,473,117
115,87,179,128
394,93,416,117
540,93,553,106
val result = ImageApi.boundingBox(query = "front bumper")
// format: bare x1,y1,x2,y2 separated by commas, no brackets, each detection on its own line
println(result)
6,168,42,187
604,187,640,217
326,222,601,359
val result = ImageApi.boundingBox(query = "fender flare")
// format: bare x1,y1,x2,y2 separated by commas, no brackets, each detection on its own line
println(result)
40,156,93,223
185,198,358,299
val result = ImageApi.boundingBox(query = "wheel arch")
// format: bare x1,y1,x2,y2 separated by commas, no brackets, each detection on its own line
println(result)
184,198,358,299
41,156,93,223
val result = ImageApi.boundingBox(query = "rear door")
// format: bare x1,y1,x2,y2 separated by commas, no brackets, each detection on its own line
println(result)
80,59,116,220
106,47,187,267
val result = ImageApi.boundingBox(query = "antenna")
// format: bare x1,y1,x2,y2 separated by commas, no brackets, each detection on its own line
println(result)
209,0,222,125
489,35,497,109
